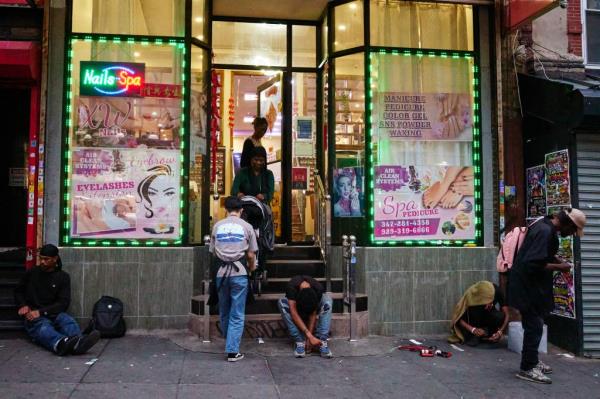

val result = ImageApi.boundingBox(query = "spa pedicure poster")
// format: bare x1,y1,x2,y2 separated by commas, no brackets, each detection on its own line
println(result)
372,92,473,141
373,165,475,241
526,165,546,219
545,150,571,207
70,148,180,239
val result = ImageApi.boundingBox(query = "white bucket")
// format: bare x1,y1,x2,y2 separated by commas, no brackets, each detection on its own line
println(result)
507,321,548,354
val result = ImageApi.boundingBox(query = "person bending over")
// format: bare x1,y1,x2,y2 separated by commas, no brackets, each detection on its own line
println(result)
14,244,100,356
277,275,333,358
448,281,509,347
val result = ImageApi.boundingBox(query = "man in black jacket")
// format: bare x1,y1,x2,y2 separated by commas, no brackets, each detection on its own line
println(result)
509,209,586,384
14,244,100,356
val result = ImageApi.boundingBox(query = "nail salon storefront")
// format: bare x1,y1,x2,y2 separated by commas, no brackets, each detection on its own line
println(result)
44,0,499,333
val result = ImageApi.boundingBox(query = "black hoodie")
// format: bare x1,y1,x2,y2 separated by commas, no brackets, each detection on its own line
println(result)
14,266,71,318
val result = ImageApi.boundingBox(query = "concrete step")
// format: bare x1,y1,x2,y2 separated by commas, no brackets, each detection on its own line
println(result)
270,246,321,260
191,292,368,316
0,319,24,331
264,259,324,278
188,311,369,340
259,277,343,294
0,264,25,279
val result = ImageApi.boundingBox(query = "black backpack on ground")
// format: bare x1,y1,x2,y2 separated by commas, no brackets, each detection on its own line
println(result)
85,296,126,338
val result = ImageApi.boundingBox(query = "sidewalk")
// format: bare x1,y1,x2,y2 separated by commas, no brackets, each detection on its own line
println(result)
1,332,599,398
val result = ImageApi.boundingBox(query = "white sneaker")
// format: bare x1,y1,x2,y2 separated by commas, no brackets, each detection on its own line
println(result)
227,353,244,362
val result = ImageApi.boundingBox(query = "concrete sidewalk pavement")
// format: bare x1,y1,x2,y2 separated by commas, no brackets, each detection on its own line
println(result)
1,332,599,398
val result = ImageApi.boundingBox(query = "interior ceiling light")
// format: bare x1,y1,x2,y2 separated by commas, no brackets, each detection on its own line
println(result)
196,35,204,41
338,24,347,31
349,2,358,10
244,93,258,101
133,51,141,57
195,17,203,23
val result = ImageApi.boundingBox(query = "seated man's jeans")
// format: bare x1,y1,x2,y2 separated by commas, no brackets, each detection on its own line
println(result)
216,275,248,354
278,295,333,342
24,312,82,352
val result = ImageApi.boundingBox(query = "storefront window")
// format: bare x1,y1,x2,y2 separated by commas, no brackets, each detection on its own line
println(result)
191,0,208,42
333,0,364,52
370,51,480,244
293,26,317,68
189,46,209,243
334,54,365,218
72,0,185,37
212,22,287,66
370,1,474,51
63,38,186,245
321,16,328,62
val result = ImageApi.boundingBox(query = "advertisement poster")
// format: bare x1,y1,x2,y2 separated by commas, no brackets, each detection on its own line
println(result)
70,148,180,239
259,76,282,134
552,236,576,318
333,167,364,217
545,150,570,207
75,96,181,149
291,167,308,190
373,92,473,141
374,166,475,241
526,165,546,219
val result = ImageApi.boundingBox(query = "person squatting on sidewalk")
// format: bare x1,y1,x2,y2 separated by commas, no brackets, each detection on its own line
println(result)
277,275,333,358
209,196,258,362
14,244,100,356
508,209,586,384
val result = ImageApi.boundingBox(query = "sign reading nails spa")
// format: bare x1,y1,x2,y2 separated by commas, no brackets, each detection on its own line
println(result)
80,61,145,97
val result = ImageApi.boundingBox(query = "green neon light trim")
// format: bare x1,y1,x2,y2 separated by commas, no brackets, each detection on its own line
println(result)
62,35,187,247
368,48,483,247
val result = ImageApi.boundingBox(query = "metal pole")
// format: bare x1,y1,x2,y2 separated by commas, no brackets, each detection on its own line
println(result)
349,235,357,342
341,235,349,313
203,235,211,343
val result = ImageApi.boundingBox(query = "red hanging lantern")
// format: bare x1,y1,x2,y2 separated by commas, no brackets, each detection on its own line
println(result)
210,68,221,185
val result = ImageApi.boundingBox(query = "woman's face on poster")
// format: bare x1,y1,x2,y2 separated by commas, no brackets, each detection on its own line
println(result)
147,175,176,216
337,176,353,199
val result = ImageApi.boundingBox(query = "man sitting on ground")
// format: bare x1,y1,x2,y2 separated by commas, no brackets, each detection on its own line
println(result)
448,280,509,346
14,244,100,356
277,275,333,358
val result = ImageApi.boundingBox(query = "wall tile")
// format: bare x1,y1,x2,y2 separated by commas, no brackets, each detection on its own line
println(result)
366,271,414,324
82,262,139,318
62,264,84,318
138,262,193,316
414,271,461,322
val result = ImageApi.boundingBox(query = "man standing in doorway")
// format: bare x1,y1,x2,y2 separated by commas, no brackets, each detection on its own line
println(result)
509,209,586,384
210,196,258,362
14,244,100,356
277,275,333,358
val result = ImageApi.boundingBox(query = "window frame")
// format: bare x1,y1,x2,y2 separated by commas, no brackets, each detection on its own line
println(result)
584,0,600,68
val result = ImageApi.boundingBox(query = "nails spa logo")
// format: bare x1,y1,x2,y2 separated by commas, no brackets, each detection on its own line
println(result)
80,61,145,97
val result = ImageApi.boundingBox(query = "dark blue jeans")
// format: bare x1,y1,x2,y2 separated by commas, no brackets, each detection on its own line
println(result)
24,313,81,353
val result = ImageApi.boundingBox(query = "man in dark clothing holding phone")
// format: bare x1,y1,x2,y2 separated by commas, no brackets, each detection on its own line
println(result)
509,209,586,384
277,275,333,358
14,244,100,356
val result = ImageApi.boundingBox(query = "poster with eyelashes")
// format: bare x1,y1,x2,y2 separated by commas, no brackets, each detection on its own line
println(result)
70,148,180,239
373,165,475,241
372,92,473,141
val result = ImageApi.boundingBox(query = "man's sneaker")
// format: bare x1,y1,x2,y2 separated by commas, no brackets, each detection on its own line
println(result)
227,353,244,362
516,368,552,384
55,336,78,356
536,360,553,374
319,341,333,358
72,330,101,355
294,342,306,358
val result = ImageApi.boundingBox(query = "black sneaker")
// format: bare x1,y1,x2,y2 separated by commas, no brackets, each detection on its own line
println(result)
227,353,244,362
55,336,78,356
72,330,101,355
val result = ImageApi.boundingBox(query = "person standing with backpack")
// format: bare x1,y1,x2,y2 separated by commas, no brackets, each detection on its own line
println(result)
508,209,586,384
209,197,258,362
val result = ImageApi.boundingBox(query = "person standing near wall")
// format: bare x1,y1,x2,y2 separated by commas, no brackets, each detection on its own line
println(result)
509,209,586,384
209,197,258,362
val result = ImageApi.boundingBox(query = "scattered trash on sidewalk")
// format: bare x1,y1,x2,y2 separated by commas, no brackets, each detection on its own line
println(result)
64,367,70,370
450,344,464,352
557,353,574,358
398,344,452,359
409,339,423,345
257,337,265,344
84,358,98,365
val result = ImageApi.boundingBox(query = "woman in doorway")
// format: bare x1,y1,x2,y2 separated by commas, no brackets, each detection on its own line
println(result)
232,146,274,204
240,117,268,169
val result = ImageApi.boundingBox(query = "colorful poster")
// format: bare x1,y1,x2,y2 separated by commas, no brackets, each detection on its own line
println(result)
333,167,364,217
545,150,570,206
70,148,180,239
374,166,475,241
291,167,308,190
259,76,282,134
552,236,575,318
373,92,473,141
526,165,546,218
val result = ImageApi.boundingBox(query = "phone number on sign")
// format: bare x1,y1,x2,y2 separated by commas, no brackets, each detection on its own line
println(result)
378,226,434,236
378,219,431,228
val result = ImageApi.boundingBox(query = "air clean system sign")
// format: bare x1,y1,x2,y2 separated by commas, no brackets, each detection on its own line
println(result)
80,61,145,97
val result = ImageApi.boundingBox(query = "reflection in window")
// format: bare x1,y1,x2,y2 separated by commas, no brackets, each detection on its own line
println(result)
334,0,364,52
191,0,207,41
370,1,474,51
72,0,185,37
212,22,287,66
293,26,317,68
